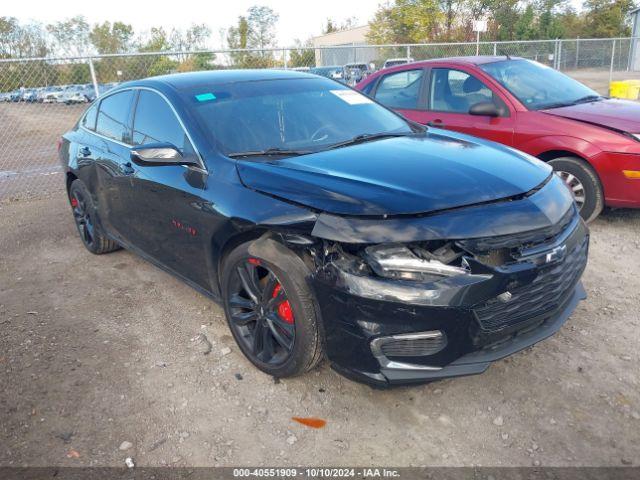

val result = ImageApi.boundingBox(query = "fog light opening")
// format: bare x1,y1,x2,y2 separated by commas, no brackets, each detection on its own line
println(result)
370,331,446,371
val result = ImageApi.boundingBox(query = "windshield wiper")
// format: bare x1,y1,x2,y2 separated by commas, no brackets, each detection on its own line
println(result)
324,132,412,151
227,147,312,159
539,95,602,110
569,95,602,105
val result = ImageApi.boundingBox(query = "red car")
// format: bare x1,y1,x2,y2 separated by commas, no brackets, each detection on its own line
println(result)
357,56,640,221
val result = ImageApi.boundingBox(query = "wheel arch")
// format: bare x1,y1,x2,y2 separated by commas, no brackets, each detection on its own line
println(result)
213,228,270,295
536,149,605,197
65,171,78,196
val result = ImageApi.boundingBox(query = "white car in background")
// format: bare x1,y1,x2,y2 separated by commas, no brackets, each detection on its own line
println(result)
382,58,415,69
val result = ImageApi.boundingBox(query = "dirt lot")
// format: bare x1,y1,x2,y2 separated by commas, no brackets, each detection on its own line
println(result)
0,193,639,468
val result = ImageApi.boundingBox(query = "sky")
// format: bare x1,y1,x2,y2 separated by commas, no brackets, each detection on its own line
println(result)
5,0,380,48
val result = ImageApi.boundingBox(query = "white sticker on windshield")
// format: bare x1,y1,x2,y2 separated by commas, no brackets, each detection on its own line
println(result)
330,89,373,105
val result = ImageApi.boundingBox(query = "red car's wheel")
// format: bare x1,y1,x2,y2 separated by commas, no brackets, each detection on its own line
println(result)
549,157,604,223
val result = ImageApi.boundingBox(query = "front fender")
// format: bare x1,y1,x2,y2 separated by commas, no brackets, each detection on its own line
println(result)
518,135,602,161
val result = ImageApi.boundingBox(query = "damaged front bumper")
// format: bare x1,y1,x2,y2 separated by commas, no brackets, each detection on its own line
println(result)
309,203,589,387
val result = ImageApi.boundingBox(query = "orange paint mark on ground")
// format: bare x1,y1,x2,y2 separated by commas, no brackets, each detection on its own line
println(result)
66,448,81,459
292,417,327,429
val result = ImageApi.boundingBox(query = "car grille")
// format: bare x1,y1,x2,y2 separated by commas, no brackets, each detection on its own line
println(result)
472,231,588,335
458,206,575,252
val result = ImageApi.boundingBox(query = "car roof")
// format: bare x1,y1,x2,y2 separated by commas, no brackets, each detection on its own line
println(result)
410,55,524,66
122,69,314,91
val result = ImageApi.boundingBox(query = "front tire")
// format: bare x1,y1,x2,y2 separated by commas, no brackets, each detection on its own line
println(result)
69,179,120,254
549,157,604,223
221,239,324,378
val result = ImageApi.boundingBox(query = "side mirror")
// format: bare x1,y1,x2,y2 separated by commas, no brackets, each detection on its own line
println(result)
469,101,501,117
130,142,198,167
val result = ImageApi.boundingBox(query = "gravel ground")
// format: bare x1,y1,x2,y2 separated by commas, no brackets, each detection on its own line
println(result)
0,193,639,468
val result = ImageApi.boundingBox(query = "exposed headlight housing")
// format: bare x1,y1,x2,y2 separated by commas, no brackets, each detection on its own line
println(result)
363,244,469,281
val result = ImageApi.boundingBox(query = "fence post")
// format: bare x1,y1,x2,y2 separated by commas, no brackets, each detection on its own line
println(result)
493,42,497,55
406,45,411,60
88,57,99,99
558,39,563,70
283,48,287,69
575,37,580,69
609,39,616,91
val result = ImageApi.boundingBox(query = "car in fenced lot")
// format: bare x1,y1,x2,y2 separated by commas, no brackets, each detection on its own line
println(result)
343,62,374,85
357,56,640,222
383,57,414,69
58,70,588,387
21,88,39,102
309,66,344,82
57,84,89,104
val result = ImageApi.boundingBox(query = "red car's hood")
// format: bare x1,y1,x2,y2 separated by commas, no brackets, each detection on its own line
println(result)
542,98,640,133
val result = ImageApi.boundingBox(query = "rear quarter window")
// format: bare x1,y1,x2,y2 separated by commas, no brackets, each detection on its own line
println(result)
95,90,135,143
81,103,98,131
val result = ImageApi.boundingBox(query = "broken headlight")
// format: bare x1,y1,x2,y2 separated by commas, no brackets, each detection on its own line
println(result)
362,244,469,282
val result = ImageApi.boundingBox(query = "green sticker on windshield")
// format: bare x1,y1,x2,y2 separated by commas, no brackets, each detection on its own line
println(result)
195,92,216,102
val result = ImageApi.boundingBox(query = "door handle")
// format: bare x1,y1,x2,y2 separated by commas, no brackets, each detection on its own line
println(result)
427,120,444,128
78,146,91,157
122,162,135,175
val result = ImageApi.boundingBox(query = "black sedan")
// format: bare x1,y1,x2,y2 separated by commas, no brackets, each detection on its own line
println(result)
59,70,588,387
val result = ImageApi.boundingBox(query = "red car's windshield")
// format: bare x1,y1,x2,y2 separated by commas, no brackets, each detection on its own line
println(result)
481,59,600,110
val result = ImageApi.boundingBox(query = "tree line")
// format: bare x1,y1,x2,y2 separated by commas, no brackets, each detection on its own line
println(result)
367,0,637,44
1,1,636,60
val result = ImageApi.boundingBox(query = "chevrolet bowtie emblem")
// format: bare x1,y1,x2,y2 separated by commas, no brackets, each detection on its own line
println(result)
545,244,567,264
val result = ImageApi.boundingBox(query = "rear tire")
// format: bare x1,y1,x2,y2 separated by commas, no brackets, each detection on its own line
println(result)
69,179,120,254
548,157,603,223
221,239,324,378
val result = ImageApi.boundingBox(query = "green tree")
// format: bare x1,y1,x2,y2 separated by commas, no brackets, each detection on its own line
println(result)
90,21,134,54
582,0,634,37
227,16,252,66
227,6,280,67
46,16,90,57
491,0,522,40
137,28,178,77
323,18,338,34
289,38,315,67
0,17,48,58
169,24,211,53
513,4,538,40
247,5,279,50
367,0,443,44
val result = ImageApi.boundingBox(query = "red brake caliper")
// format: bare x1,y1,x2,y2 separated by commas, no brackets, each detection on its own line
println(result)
70,197,78,208
272,283,294,324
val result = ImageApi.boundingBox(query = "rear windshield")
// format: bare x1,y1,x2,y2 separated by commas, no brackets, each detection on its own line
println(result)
182,77,411,155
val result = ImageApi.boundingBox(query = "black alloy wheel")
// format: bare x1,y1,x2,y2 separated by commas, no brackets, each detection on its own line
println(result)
68,179,120,254
71,188,96,249
227,258,296,366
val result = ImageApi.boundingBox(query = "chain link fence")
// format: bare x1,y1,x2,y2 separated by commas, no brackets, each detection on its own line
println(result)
1,37,638,200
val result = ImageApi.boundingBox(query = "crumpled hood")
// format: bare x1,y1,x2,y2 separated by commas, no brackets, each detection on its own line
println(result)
542,98,640,133
236,130,551,216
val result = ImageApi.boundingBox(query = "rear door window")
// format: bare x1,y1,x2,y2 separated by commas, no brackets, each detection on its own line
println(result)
374,69,424,109
95,90,134,143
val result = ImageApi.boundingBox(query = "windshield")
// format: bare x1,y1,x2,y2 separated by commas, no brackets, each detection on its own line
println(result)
184,77,412,155
480,59,600,110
